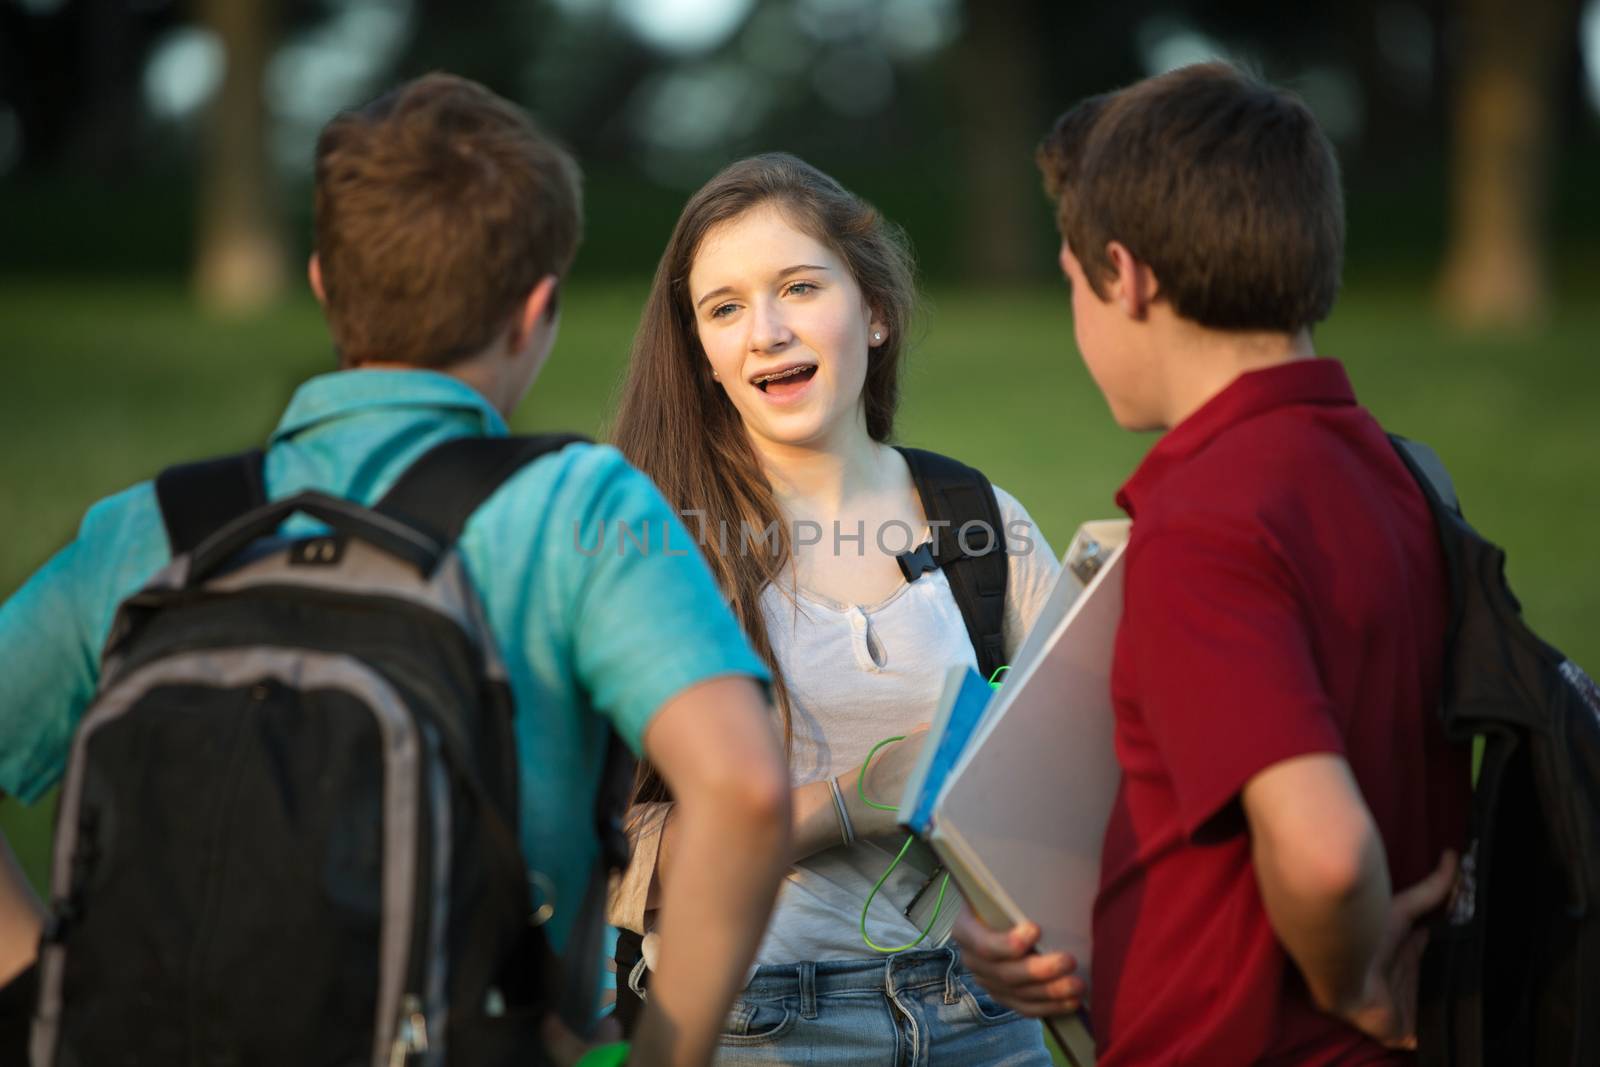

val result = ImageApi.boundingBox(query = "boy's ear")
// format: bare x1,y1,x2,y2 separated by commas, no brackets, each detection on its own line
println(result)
307,254,327,306
506,275,560,354
1105,240,1160,321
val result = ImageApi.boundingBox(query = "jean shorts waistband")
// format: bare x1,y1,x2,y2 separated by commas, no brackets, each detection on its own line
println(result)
742,946,965,1005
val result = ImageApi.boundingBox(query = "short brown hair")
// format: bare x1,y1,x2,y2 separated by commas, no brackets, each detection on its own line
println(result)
1038,62,1344,333
313,73,582,367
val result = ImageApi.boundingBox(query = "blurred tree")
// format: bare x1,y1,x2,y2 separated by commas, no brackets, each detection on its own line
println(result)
0,0,174,175
6,0,1597,293
1436,0,1580,328
71,0,148,171
950,1,1044,282
397,0,661,166
193,0,288,315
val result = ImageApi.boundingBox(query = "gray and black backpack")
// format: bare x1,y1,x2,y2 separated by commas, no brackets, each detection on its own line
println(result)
30,434,633,1067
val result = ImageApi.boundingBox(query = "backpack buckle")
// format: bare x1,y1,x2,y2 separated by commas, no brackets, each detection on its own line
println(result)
289,536,347,567
897,542,938,582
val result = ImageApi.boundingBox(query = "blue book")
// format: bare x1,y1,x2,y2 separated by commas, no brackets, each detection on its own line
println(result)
897,665,992,837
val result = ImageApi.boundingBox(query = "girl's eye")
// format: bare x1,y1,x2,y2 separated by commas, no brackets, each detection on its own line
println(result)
785,281,817,297
709,302,739,319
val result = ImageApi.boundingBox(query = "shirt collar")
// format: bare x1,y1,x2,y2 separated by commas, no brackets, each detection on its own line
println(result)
1117,358,1357,518
270,368,510,442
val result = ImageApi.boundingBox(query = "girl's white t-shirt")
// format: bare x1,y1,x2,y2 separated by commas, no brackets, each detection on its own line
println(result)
749,485,1059,965
607,486,1060,972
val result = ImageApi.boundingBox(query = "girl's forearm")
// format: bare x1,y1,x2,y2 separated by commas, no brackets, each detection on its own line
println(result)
0,830,43,985
645,778,844,911
788,778,848,862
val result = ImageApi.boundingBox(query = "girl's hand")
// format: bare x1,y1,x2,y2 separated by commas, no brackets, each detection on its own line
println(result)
840,725,930,840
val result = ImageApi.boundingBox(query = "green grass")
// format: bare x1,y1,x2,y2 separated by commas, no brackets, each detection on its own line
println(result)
3,277,1598,905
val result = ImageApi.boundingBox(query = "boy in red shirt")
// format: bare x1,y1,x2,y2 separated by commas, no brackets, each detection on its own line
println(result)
954,63,1470,1065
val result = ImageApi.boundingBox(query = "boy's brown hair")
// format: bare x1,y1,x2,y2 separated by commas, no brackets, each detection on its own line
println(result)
1037,62,1344,334
313,73,582,367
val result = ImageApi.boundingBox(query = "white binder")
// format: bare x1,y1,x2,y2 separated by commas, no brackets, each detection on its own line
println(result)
902,520,1131,1067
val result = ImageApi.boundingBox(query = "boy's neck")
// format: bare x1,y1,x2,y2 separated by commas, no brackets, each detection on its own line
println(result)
1157,321,1316,430
348,340,531,423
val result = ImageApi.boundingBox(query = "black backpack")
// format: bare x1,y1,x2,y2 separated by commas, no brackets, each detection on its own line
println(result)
30,434,634,1067
610,447,1009,1031
1391,437,1600,1067
891,447,1011,684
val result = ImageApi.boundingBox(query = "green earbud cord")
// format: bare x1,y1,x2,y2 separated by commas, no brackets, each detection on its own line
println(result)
856,665,1008,953
573,1041,629,1067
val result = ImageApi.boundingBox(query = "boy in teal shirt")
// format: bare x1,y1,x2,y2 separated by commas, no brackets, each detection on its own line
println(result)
0,73,791,1067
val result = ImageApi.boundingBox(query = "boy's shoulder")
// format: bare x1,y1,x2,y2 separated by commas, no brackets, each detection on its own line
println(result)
458,439,698,599
1159,400,1385,511
73,479,169,593
467,440,664,531
80,478,163,541
1130,399,1406,580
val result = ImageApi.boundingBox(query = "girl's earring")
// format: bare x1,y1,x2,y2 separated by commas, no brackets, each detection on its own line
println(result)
711,369,720,380
872,331,883,344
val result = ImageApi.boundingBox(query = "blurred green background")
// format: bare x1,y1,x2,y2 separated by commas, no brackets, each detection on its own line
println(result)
2,5,1598,1045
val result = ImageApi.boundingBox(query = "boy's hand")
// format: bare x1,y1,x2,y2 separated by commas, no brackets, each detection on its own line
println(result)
951,912,1084,1017
1336,850,1459,1049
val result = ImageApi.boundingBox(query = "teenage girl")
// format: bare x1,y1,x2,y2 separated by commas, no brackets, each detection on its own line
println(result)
609,153,1059,1065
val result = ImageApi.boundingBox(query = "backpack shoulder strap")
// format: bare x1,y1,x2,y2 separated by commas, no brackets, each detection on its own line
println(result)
379,430,630,1025
1390,434,1462,518
153,449,268,557
375,433,590,565
1389,433,1469,636
894,446,1009,681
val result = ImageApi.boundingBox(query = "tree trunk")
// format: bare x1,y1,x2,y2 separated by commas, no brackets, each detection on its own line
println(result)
952,1,1044,283
1435,0,1575,329
72,0,145,173
193,0,285,315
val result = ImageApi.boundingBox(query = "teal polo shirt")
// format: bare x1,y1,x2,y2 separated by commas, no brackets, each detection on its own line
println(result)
0,368,768,955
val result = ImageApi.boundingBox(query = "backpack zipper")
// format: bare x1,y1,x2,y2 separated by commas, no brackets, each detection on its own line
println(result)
388,993,430,1066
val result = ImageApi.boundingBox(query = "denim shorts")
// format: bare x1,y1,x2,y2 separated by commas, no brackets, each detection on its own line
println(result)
713,946,1053,1066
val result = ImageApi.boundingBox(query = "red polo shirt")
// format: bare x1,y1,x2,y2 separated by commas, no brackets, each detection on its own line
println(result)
1091,359,1471,1066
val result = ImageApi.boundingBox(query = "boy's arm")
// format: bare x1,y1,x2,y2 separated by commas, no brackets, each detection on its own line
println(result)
1124,524,1458,1046
0,490,151,806
0,560,74,979
1242,754,1457,1049
629,676,789,1067
0,542,97,804
534,449,791,1064
960,524,1459,1037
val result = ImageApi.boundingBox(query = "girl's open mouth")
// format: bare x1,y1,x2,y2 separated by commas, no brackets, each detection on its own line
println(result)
751,364,818,398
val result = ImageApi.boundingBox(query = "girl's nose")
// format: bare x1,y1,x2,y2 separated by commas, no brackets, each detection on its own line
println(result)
748,297,795,353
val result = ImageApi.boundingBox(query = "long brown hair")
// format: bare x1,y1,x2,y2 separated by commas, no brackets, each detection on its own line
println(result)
610,153,916,802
